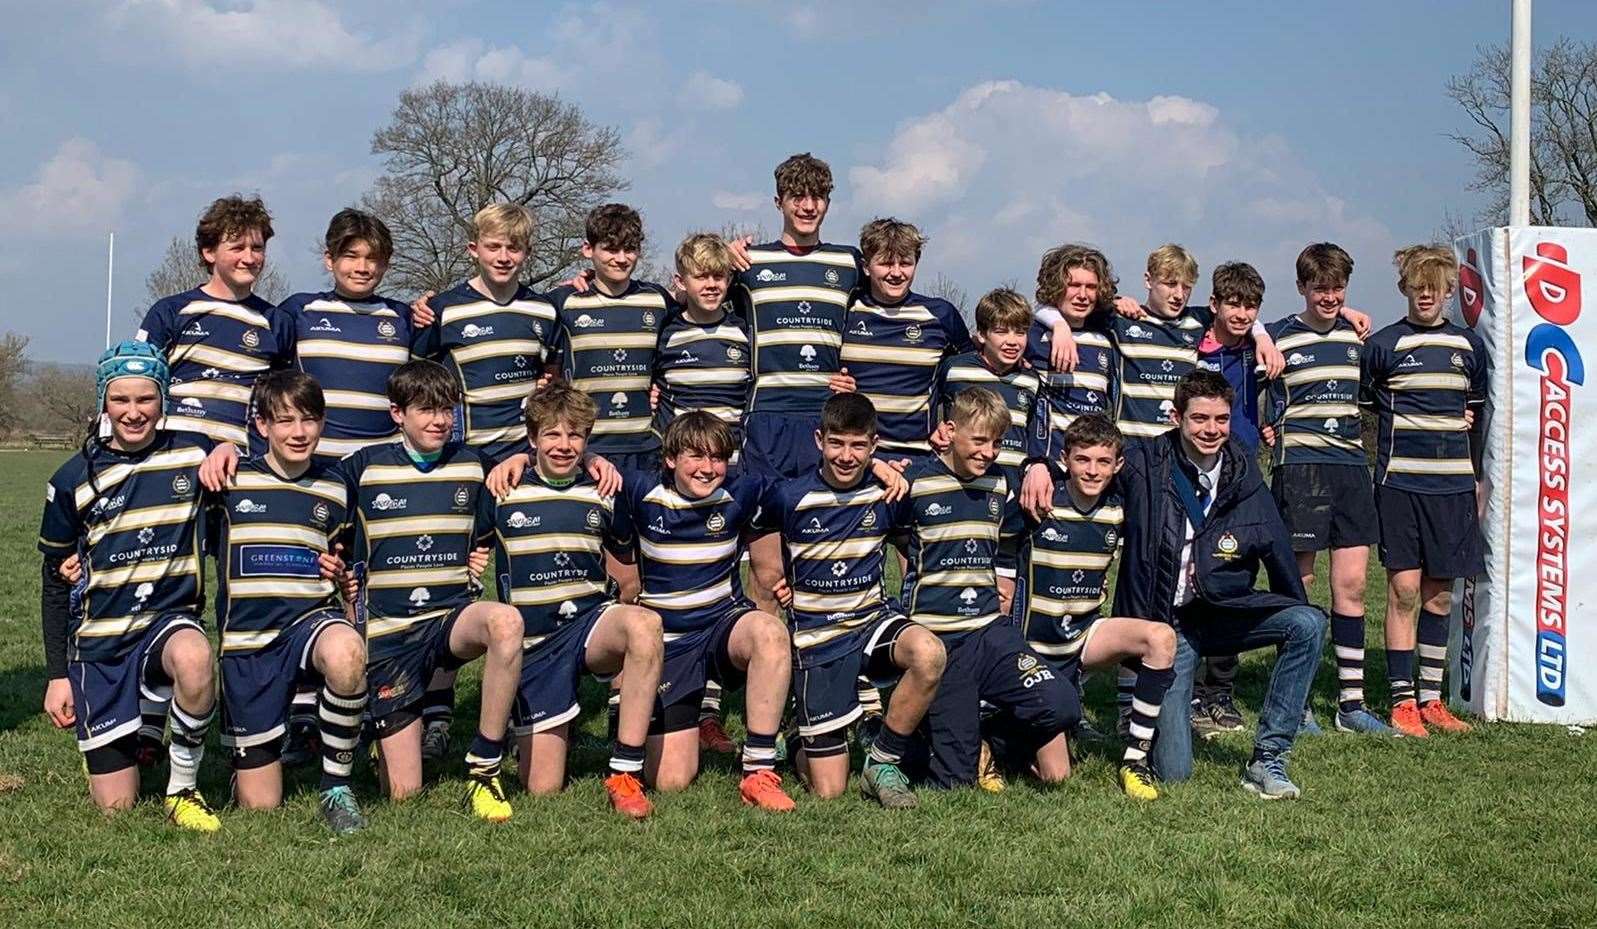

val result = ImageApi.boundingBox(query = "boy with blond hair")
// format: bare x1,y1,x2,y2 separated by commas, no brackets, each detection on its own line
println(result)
1361,245,1488,737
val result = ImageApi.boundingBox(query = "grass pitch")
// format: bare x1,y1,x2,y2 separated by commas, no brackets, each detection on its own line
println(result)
0,449,1592,928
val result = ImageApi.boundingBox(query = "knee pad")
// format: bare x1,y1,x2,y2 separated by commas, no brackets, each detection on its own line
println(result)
231,740,282,771
83,736,139,775
800,732,848,758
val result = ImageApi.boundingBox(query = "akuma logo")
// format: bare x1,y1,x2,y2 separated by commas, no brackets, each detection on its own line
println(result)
1522,239,1584,708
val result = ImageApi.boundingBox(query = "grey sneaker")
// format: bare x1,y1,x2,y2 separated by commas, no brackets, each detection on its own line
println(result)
420,719,451,762
860,761,919,809
1334,705,1396,735
1241,752,1302,800
319,785,368,835
1299,708,1324,736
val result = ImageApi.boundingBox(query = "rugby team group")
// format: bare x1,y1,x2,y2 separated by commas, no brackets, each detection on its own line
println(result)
36,152,1488,836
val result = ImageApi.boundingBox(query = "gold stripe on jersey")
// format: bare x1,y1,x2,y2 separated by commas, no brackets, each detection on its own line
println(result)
84,502,197,547
502,534,604,556
1030,549,1114,571
913,613,998,636
568,332,657,352
297,340,411,364
439,300,556,327
1117,344,1194,362
1388,372,1470,392
1387,456,1474,475
162,416,246,445
70,445,208,510
642,578,733,611
78,613,157,639
465,426,522,446
1393,332,1474,353
365,514,476,539
365,566,467,588
911,474,1005,497
1393,413,1467,431
1119,383,1176,400
841,345,943,367
222,629,287,652
451,339,549,366
756,372,831,389
1284,402,1360,419
464,382,535,404
168,343,269,372
592,420,655,436
570,374,651,392
749,286,851,306
509,579,609,606
916,569,994,587
230,472,347,503
788,536,884,561
794,485,884,510
794,615,877,651
1049,371,1110,392
746,249,859,269
366,610,451,640
851,304,936,321
178,301,272,328
638,537,737,565
1049,503,1125,524
1275,328,1362,352
1028,638,1086,657
303,299,401,317
665,325,748,348
861,393,929,414
169,381,254,403
757,329,844,349
663,368,747,385
225,524,331,549
1283,364,1360,387
1028,595,1105,618
1283,434,1364,451
359,462,483,484
562,291,668,310
315,434,391,457
791,587,881,613
640,485,727,510
227,578,333,599
87,554,201,591
321,388,393,411
501,483,609,506
917,521,1000,544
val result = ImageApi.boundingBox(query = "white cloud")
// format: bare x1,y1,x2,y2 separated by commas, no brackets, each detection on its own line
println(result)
417,39,562,90
712,191,765,211
847,80,1395,310
0,139,140,238
108,0,419,70
682,72,745,110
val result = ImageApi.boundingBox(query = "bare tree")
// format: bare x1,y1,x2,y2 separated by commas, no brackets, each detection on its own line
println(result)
1447,39,1597,227
362,81,628,297
133,235,292,324
927,272,970,314
27,365,98,446
0,332,29,440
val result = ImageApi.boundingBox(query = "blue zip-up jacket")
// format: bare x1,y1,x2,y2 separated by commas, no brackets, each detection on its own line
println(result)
1112,430,1306,625
1195,339,1260,453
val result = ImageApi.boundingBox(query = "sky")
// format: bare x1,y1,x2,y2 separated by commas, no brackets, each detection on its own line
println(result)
1,0,1592,363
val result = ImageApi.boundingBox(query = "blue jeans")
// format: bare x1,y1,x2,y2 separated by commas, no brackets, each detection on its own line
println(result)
1150,603,1327,783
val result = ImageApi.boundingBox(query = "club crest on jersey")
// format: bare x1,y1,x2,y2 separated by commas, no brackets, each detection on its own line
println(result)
1042,527,1063,542
861,510,877,529
241,329,261,349
586,509,602,529
726,346,743,362
171,473,193,497
1451,352,1465,368
987,497,1000,517
905,324,923,343
1098,354,1109,371
639,309,657,329
610,392,628,410
378,320,398,339
1346,346,1359,362
1104,528,1117,546
133,581,155,609
1215,531,1240,559
825,268,840,285
707,512,726,533
312,502,330,524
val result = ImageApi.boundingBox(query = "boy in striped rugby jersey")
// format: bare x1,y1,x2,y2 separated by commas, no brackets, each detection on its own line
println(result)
616,413,795,811
900,388,1077,789
1257,244,1390,735
1013,414,1177,800
482,384,664,819
211,371,370,834
137,195,292,447
40,342,233,830
1361,246,1488,737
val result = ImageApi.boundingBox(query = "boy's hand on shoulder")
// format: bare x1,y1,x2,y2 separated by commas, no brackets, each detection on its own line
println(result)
1257,338,1286,379
727,236,754,272
410,291,437,328
1048,320,1078,373
199,443,239,492
928,422,953,452
828,368,856,394
1020,462,1055,522
1343,306,1373,340
487,453,530,498
870,457,910,502
567,268,595,293
585,454,622,496
1113,295,1145,319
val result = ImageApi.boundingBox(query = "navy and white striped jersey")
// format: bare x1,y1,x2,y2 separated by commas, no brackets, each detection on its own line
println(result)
412,282,557,464
1264,315,1365,467
839,292,972,455
137,289,291,446
1024,318,1117,464
618,471,764,636
1361,318,1489,494
935,351,1040,475
896,457,1010,643
1016,486,1123,660
548,281,670,456
38,431,212,662
279,291,413,460
653,307,753,436
335,441,491,660
1108,308,1209,439
482,471,625,645
212,458,351,654
733,243,863,415
756,471,904,667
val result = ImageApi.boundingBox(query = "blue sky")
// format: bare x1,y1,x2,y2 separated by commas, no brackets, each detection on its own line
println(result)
2,0,1591,362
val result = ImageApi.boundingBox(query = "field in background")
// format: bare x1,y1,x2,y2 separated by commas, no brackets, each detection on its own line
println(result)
0,449,1592,928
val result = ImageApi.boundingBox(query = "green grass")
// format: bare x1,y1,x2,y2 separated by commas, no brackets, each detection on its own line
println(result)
0,448,1593,928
